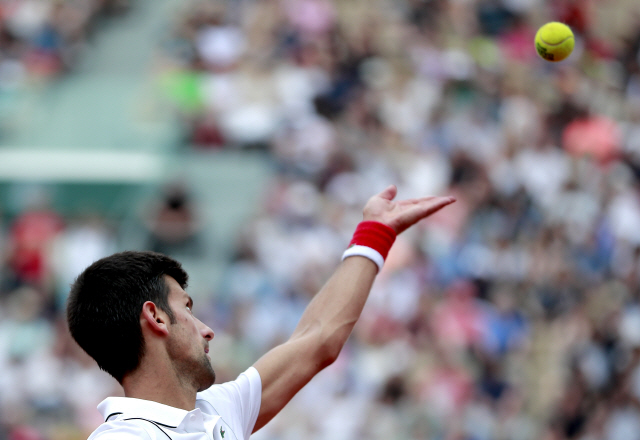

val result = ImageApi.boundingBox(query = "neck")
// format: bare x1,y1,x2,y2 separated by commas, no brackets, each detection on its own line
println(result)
121,355,198,411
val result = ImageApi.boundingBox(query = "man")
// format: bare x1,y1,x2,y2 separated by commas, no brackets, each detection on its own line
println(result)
67,185,455,439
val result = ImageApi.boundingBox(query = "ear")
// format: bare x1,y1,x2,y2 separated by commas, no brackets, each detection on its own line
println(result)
140,301,170,337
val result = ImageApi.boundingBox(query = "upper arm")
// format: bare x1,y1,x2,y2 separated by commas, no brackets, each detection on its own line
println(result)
252,328,332,432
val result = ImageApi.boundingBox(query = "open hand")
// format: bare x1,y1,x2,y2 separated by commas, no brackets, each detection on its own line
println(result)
362,185,456,235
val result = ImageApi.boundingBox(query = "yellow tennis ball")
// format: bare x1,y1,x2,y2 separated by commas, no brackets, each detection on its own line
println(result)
534,22,575,62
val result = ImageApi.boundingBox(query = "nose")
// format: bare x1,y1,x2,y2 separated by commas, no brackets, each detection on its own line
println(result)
199,320,214,341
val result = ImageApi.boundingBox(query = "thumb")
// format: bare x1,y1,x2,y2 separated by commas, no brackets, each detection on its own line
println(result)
378,184,397,201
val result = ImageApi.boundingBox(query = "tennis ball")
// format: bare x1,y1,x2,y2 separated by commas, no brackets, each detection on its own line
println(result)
534,22,574,62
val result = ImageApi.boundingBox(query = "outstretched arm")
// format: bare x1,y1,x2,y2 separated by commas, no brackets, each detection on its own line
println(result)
251,185,455,431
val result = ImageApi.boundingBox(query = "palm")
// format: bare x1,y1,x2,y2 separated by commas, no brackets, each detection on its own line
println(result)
362,185,455,235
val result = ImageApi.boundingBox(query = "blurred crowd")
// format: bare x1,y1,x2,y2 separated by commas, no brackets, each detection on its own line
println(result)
0,0,132,139
0,0,130,82
4,0,640,439
157,0,640,439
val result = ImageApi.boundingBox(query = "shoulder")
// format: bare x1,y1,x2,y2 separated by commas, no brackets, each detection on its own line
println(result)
88,420,159,440
196,367,262,440
197,366,262,408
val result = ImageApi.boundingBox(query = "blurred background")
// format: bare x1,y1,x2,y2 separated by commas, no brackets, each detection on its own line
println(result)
1,0,640,439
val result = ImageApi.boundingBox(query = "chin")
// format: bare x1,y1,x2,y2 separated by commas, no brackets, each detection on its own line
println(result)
197,359,216,391
198,374,216,392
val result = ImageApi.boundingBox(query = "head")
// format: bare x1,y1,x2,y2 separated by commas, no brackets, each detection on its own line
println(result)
67,251,212,385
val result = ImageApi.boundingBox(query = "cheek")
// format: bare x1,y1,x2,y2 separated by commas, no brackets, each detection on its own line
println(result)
174,309,191,324
180,315,201,335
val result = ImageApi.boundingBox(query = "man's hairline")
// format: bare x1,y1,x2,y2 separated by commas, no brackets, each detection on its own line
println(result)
159,274,195,317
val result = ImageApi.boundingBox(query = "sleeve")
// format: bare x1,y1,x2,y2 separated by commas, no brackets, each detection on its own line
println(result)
197,367,262,440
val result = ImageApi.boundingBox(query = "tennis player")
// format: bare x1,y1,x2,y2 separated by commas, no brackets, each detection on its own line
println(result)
67,185,455,439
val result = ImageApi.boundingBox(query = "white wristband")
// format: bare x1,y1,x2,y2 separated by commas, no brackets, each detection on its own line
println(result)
341,245,384,272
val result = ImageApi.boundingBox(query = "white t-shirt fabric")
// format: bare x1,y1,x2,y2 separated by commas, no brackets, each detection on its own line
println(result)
89,367,262,440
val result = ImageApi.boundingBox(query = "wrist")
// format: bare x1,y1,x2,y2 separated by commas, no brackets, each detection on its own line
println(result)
341,221,397,272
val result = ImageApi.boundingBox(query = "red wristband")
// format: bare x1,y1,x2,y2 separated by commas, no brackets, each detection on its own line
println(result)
349,221,397,259
342,221,397,271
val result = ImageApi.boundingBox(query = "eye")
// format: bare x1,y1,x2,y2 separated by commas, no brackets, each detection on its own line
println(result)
186,305,192,313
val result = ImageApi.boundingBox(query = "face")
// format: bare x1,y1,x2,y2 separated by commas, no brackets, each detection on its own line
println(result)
164,275,216,391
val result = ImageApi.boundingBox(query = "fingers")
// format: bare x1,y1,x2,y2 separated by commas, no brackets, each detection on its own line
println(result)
377,184,397,201
364,186,456,233
407,196,456,221
426,196,457,208
404,195,456,205
420,196,456,216
392,195,456,234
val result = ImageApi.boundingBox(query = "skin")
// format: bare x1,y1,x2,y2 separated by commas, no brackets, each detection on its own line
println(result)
122,278,215,410
121,184,455,428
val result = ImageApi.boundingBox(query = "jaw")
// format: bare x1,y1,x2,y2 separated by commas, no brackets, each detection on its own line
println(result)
195,355,216,391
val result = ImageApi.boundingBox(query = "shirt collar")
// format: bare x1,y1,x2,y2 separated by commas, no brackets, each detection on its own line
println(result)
97,396,191,428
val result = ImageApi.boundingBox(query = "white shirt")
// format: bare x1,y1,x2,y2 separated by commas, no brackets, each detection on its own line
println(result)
89,367,262,440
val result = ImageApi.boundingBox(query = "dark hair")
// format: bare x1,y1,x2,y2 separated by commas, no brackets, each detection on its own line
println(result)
66,251,188,383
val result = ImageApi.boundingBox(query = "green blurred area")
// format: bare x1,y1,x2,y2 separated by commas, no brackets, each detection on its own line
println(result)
0,0,176,217
0,0,273,290
0,182,146,218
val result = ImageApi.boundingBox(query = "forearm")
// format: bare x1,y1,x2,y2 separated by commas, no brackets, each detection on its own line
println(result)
289,255,378,361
